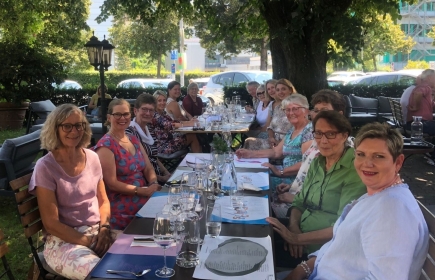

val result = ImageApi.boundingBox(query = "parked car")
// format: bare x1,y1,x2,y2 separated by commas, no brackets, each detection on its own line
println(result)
116,78,173,89
203,71,272,105
53,80,82,89
347,71,420,87
327,71,367,86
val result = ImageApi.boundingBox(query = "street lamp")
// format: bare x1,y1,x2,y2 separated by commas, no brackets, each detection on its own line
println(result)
84,32,115,133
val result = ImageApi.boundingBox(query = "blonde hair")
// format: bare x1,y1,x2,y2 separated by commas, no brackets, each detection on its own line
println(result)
153,90,167,99
276,79,297,94
41,104,91,151
256,84,270,102
104,99,131,126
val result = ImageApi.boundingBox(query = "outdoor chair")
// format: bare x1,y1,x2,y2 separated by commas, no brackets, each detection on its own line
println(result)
0,129,42,197
388,98,411,137
0,229,14,280
345,94,378,126
26,100,56,134
417,200,435,280
377,96,396,124
9,173,66,280
158,149,189,173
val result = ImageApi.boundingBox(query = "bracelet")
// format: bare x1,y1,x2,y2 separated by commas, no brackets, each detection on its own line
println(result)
99,224,111,231
280,169,284,176
299,261,311,277
134,186,138,195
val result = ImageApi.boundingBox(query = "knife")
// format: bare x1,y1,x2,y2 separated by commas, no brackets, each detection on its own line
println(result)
133,237,154,242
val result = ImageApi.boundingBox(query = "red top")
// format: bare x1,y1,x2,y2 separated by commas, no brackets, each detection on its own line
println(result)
407,85,434,122
182,95,203,117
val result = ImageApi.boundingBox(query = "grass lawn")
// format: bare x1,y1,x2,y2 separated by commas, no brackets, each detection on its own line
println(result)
0,128,33,279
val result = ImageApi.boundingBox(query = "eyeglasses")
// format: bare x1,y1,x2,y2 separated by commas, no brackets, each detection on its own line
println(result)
310,108,331,114
111,112,131,119
139,108,155,114
257,91,265,96
312,131,339,139
58,122,86,132
283,107,305,113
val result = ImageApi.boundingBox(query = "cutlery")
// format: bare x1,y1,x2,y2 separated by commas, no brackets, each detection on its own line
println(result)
106,269,151,277
236,159,262,163
133,237,154,242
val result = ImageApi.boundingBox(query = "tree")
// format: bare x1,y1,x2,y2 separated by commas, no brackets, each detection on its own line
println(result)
109,15,179,77
361,14,414,71
97,0,412,97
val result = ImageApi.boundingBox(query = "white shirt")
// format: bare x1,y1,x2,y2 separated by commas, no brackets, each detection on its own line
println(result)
400,85,415,123
256,101,271,127
309,184,428,280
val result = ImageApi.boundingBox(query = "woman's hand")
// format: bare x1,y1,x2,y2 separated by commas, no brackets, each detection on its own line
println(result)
147,183,162,193
158,173,171,183
287,224,305,258
267,217,299,244
93,228,113,257
276,183,291,194
277,193,295,203
268,137,278,147
262,163,280,176
235,148,251,159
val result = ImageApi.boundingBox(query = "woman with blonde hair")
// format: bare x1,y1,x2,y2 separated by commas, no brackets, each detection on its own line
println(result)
88,85,112,118
94,99,162,230
244,78,296,150
29,104,113,279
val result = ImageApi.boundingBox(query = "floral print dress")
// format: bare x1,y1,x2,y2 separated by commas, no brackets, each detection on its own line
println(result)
148,111,187,154
94,134,149,230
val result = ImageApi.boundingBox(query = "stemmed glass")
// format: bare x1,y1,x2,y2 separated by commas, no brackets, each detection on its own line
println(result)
207,166,221,201
153,212,176,278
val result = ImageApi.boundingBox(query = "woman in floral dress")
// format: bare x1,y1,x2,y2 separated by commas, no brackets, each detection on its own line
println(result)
149,90,201,154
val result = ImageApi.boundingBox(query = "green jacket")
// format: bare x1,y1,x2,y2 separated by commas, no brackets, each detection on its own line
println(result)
292,147,366,253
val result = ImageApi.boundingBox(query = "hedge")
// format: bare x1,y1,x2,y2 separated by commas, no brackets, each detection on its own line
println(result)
67,70,219,90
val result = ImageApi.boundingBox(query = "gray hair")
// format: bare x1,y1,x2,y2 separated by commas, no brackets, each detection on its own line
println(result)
187,82,199,91
281,93,309,109
420,69,435,80
153,90,167,99
40,104,92,151
246,81,260,89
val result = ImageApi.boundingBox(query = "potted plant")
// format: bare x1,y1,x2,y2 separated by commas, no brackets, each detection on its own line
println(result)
211,134,230,168
0,41,66,130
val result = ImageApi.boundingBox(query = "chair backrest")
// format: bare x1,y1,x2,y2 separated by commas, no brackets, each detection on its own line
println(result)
9,173,48,279
348,94,379,113
388,98,407,128
378,96,393,114
343,95,352,119
0,130,42,194
0,229,14,280
418,200,435,280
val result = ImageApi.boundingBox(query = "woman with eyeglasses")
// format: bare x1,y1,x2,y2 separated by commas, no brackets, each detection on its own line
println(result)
126,93,171,184
244,78,294,150
29,104,114,279
150,90,202,154
266,111,366,269
272,90,349,218
282,123,428,280
246,84,272,138
94,99,162,230
237,94,313,192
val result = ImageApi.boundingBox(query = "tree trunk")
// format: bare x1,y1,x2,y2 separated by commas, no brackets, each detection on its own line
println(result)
372,55,377,71
157,53,162,78
269,31,327,101
260,37,268,71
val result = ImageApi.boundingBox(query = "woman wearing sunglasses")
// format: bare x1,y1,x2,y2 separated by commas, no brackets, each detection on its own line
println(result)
246,84,272,138
29,104,114,279
94,99,162,231
266,111,366,268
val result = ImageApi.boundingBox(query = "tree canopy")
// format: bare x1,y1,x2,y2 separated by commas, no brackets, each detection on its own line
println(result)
98,0,414,97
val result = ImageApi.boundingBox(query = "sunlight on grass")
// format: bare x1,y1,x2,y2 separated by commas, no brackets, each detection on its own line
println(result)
0,128,26,144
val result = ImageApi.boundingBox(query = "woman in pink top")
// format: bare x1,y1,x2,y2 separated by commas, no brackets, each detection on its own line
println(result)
407,83,435,136
29,104,113,280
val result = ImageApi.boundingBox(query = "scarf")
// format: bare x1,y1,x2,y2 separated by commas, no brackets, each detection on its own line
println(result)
130,118,154,145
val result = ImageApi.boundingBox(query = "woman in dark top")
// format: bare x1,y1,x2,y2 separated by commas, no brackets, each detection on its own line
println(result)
182,82,203,117
126,93,171,184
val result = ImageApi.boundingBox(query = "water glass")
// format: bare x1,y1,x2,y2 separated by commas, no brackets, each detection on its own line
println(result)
168,186,182,215
206,203,222,238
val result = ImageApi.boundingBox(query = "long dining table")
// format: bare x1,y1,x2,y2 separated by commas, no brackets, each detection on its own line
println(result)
86,153,275,280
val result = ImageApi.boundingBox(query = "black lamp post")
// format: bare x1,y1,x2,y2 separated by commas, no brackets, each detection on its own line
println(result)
84,33,115,133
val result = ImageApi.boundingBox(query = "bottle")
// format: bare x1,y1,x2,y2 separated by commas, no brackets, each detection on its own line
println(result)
221,157,238,200
411,116,423,144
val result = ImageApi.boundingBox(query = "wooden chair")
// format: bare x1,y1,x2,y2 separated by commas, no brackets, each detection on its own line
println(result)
9,173,65,280
0,229,14,280
418,200,435,280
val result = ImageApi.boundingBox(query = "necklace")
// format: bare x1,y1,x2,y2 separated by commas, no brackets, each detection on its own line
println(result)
109,132,129,143
370,176,403,195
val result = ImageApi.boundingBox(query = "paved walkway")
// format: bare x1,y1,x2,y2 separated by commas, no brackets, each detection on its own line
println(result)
401,153,435,210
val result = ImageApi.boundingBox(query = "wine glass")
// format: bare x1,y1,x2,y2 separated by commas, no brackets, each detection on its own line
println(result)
189,191,205,244
153,212,176,278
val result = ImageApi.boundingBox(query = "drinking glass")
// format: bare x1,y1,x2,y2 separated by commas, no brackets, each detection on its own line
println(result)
153,212,176,278
168,186,182,215
189,190,205,244
222,127,232,147
206,203,222,238
224,97,231,107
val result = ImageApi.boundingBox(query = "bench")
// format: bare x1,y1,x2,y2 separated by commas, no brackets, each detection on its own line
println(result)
0,130,42,197
418,200,435,280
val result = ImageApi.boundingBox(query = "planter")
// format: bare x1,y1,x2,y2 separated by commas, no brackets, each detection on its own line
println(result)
0,102,30,130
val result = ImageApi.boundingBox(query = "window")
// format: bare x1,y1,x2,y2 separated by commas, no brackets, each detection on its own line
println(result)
373,75,397,85
397,75,416,86
217,73,234,86
233,73,249,85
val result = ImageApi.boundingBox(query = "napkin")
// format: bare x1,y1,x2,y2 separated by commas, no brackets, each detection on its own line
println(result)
242,183,261,191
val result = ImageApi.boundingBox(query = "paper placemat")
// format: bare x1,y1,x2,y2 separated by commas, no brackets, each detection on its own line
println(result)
136,192,168,218
107,233,178,256
213,196,269,225
233,155,268,169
